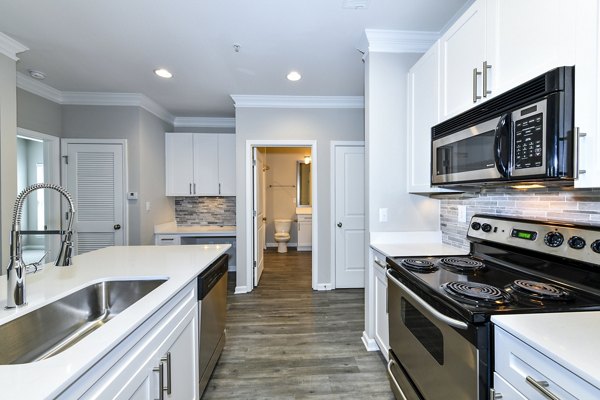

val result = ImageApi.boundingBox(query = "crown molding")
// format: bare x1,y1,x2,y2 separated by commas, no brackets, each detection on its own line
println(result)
0,33,28,61
363,29,439,54
231,95,364,109
16,72,63,103
174,117,235,128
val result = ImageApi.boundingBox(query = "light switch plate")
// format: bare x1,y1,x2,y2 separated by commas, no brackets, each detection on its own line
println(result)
457,205,467,222
379,208,388,223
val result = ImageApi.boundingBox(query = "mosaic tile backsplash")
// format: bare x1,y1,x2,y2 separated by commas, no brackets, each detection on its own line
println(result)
441,188,600,249
175,197,236,226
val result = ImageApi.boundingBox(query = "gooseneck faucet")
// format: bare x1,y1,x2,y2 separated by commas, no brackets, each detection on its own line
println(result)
6,183,76,308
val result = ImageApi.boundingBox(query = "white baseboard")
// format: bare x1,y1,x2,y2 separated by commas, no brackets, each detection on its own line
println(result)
234,285,250,294
316,283,332,291
362,331,379,352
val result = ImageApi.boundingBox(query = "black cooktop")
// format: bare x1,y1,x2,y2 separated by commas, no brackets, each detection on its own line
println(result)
387,253,600,324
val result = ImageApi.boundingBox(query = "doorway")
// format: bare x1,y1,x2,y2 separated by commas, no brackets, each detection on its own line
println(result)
246,140,318,290
16,128,61,264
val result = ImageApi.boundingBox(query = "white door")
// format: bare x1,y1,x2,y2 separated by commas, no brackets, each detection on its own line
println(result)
63,141,126,254
252,147,266,286
334,145,365,288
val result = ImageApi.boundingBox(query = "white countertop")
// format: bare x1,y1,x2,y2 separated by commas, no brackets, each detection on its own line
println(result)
370,231,468,257
492,312,600,389
0,244,229,399
154,221,236,236
296,207,312,215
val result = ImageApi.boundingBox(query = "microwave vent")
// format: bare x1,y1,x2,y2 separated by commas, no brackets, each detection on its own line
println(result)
433,68,567,138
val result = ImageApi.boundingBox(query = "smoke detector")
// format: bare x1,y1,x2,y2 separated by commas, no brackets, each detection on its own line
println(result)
342,0,369,9
28,70,46,80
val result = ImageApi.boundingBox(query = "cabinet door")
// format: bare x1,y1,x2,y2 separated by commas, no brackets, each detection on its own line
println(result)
217,134,236,196
440,0,487,120
166,133,195,196
486,0,571,97
193,134,220,195
164,315,198,400
297,220,312,251
373,261,389,358
573,0,600,188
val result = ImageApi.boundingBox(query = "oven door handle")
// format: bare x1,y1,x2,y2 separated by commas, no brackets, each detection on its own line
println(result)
494,112,511,178
387,359,409,400
386,270,468,330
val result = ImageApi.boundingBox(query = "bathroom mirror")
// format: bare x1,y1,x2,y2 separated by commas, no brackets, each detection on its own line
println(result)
296,161,311,207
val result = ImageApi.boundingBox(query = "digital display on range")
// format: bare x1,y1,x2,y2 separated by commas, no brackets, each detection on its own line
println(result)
511,229,537,240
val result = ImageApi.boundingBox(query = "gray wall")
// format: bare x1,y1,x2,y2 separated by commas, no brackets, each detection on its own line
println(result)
235,107,365,291
17,88,62,136
365,51,440,235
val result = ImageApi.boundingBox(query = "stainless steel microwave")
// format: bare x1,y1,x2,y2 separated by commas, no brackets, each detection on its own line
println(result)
431,66,576,187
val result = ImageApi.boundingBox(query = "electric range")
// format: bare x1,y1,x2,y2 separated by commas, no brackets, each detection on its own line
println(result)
385,214,600,400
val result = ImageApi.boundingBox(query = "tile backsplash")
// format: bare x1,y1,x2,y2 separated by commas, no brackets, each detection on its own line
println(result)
175,197,236,226
441,188,600,249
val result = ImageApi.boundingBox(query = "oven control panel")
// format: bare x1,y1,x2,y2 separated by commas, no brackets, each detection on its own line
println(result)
468,215,600,265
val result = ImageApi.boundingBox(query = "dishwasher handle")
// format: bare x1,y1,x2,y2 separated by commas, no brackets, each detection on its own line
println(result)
198,254,229,300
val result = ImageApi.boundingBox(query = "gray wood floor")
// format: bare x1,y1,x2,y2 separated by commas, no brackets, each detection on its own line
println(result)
202,249,394,400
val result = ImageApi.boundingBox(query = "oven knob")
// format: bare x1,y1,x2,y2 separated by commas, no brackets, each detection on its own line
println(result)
591,240,600,254
568,236,586,250
544,231,564,248
471,222,481,230
481,223,492,233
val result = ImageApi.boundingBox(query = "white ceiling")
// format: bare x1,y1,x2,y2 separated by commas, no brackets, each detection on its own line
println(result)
0,0,470,118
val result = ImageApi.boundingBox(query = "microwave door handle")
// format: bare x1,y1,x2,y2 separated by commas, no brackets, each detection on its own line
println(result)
494,113,511,177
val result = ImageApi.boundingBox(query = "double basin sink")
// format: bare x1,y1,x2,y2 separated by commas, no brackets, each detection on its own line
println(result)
0,279,166,365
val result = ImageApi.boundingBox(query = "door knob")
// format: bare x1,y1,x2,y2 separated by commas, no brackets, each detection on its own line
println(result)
337,222,342,228
114,224,121,230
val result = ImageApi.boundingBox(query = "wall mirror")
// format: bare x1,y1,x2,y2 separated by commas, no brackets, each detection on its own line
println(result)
296,161,311,207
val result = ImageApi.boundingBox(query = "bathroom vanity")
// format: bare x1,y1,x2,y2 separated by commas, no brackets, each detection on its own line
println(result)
296,209,312,251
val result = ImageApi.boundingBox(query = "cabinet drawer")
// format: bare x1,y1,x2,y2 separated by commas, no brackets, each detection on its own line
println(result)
493,372,527,400
494,327,599,400
297,214,312,222
155,235,181,246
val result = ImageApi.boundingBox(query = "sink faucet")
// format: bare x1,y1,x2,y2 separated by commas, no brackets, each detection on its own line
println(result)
6,183,76,309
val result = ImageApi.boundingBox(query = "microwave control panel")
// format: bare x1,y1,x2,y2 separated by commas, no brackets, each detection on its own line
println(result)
514,113,544,169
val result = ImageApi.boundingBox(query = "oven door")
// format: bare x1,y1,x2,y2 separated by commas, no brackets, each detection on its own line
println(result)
386,269,479,400
432,114,510,185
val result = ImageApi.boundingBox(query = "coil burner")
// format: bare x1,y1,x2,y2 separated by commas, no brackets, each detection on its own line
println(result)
438,257,486,273
507,280,573,303
443,281,512,306
400,259,438,273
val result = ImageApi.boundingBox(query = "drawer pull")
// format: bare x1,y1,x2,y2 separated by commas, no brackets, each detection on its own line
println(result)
526,376,561,400
374,257,387,269
161,238,175,241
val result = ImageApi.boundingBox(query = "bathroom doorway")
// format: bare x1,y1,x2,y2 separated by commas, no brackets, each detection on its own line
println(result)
248,141,317,289
16,128,61,264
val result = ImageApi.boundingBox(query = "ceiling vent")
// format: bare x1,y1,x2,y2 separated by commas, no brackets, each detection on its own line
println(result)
342,0,369,9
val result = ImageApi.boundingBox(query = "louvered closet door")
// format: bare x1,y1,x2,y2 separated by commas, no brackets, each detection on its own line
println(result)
65,143,125,254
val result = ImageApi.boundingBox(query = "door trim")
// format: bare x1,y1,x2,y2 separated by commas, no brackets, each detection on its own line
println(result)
330,141,365,289
244,140,318,292
60,138,129,246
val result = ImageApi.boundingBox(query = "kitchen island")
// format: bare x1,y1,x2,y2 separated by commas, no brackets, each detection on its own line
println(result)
0,244,229,399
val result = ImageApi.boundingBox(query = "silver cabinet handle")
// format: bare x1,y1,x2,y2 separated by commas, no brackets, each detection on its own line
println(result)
473,68,482,103
526,376,562,400
153,361,165,400
193,183,196,195
163,352,172,395
490,388,503,399
374,257,387,269
386,269,468,329
387,359,409,400
189,183,192,195
574,127,587,177
219,182,221,195
483,61,492,97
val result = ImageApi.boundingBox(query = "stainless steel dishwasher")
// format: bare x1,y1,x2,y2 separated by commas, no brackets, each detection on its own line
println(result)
198,254,228,396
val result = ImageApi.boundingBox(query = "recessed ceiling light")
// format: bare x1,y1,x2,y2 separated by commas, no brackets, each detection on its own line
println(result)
28,70,46,80
154,68,173,79
287,71,301,81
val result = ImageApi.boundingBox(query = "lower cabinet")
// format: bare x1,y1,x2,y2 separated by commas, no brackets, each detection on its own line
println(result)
58,282,199,399
297,214,312,251
372,250,389,358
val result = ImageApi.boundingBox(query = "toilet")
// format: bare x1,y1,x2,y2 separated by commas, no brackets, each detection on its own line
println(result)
274,219,292,253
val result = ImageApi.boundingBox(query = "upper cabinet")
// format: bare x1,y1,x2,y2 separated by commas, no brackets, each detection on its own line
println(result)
166,133,236,196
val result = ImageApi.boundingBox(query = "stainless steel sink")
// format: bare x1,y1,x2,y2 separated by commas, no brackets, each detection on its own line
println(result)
0,279,166,365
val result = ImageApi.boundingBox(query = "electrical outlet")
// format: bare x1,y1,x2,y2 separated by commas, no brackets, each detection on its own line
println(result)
457,205,467,223
379,208,388,223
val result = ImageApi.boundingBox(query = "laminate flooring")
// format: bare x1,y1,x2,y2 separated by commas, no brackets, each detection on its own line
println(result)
202,249,394,400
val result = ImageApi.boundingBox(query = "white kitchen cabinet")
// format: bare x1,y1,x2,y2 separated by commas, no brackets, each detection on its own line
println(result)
59,282,199,399
493,326,600,400
165,132,236,196
297,214,312,251
407,42,459,194
372,252,388,358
